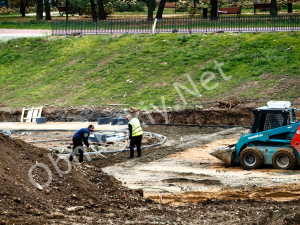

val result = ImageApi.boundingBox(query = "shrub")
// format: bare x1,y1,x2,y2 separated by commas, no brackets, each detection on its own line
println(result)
294,1,300,9
277,0,288,9
177,0,211,13
0,6,19,15
112,0,145,12
175,1,189,12
69,0,115,17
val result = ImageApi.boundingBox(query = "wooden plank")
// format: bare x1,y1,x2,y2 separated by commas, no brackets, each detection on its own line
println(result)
20,108,25,122
25,107,34,122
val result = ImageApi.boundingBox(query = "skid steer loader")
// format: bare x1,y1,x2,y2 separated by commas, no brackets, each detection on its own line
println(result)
210,101,300,170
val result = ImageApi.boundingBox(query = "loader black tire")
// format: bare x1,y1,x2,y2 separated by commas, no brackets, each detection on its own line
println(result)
272,149,296,170
239,147,263,170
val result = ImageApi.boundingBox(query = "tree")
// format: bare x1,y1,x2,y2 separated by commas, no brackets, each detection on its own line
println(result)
5,0,10,8
90,0,97,20
36,0,43,20
51,0,57,7
45,0,52,20
97,0,106,19
270,0,277,16
148,0,154,20
210,0,218,18
20,0,27,17
156,0,167,19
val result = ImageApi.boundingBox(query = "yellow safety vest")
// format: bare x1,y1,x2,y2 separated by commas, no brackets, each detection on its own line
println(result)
129,118,143,137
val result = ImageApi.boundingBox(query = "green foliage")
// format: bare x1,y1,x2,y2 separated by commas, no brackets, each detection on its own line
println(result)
293,2,300,9
0,6,20,15
0,32,300,108
0,19,51,29
175,1,189,12
59,0,115,17
0,6,56,15
112,0,145,12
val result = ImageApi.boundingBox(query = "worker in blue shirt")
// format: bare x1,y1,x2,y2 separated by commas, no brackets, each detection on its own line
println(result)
69,125,94,163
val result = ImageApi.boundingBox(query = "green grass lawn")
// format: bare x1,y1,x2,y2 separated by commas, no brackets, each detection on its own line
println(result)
0,32,299,109
0,17,52,29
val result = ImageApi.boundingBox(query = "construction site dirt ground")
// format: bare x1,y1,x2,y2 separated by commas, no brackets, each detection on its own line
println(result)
3,122,300,224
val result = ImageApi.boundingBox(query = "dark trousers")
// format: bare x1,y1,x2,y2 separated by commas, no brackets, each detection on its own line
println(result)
69,137,84,163
130,135,143,158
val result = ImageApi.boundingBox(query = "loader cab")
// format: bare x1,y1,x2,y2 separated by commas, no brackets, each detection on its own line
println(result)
250,101,296,134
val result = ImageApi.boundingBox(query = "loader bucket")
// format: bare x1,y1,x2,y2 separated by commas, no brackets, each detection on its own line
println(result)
209,144,236,166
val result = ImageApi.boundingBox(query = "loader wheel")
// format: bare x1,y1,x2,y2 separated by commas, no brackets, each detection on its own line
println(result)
272,149,296,170
239,147,263,170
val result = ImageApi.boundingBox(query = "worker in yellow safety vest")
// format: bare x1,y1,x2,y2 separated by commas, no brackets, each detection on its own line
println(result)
126,115,143,159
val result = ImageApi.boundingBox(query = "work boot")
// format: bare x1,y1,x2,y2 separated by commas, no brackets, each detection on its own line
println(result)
127,157,133,159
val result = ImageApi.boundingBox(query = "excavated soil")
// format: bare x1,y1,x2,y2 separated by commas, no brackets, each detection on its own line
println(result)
2,124,300,224
0,101,260,125
2,103,300,224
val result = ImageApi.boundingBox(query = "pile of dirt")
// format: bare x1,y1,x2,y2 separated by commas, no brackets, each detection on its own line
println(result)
3,129,300,224
0,133,151,224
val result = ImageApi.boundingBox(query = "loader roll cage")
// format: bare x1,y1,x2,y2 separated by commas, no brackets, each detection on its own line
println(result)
251,108,296,134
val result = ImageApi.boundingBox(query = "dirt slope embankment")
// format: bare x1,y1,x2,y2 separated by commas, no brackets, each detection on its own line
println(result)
0,101,259,125
142,106,254,126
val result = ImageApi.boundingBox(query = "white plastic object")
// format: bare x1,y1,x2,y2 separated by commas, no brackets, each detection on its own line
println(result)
267,101,291,109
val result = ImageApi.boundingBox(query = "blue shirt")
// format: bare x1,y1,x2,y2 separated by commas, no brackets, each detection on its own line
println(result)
73,128,90,147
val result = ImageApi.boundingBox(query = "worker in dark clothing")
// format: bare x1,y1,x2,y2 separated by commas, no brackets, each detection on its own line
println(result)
126,115,143,159
69,125,94,163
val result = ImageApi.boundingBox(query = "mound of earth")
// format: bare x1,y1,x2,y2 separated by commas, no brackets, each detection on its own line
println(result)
2,132,300,224
0,133,151,224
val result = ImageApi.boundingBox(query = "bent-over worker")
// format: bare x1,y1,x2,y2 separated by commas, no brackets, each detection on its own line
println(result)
126,115,143,159
69,125,94,163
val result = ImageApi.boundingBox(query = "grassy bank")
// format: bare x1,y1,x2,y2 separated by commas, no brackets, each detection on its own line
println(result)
0,32,299,109
0,18,52,29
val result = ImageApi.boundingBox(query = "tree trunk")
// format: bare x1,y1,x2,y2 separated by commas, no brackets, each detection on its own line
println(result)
36,0,43,20
97,0,106,19
210,0,218,18
156,0,166,19
270,0,277,16
20,0,26,17
45,0,52,20
5,0,10,8
90,0,97,20
148,0,154,21
51,0,57,7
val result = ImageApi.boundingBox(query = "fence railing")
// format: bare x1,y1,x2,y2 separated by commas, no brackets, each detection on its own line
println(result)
52,15,300,35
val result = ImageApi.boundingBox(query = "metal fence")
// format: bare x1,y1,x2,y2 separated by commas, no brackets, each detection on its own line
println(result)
52,15,300,35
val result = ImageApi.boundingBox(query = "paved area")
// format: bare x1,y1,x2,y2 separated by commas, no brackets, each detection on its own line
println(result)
0,29,52,41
